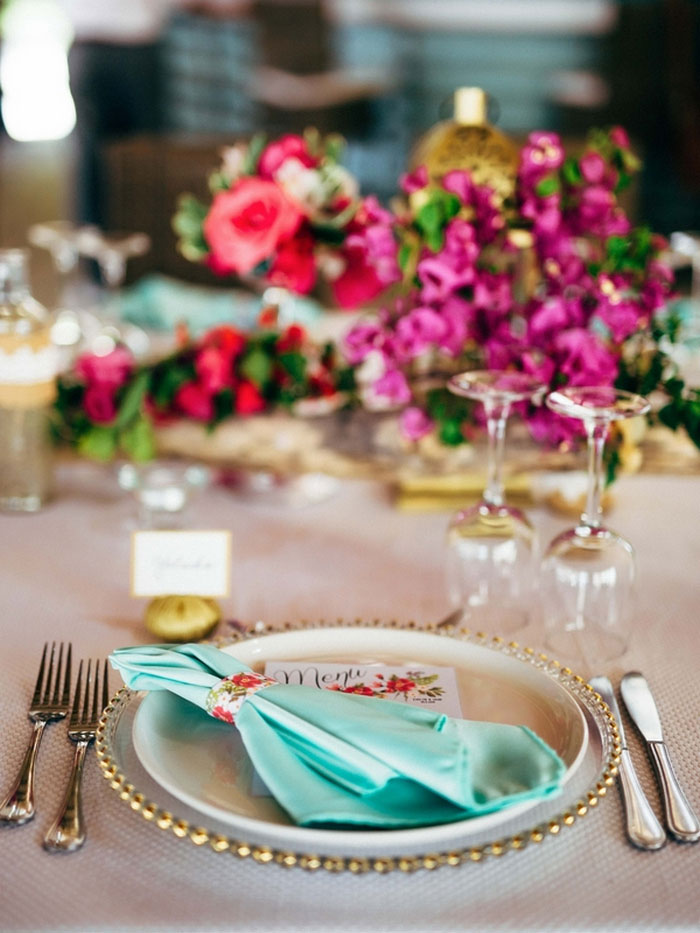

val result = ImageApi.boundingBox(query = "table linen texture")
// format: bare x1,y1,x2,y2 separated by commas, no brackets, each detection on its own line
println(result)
0,461,699,933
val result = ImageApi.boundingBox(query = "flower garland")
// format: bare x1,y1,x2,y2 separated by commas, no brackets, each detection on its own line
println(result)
55,126,700,467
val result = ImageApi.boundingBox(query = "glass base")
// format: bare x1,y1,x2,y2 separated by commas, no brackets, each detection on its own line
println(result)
541,525,634,669
0,493,45,512
445,502,536,636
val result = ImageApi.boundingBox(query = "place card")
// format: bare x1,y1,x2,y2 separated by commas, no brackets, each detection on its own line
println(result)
130,530,231,597
263,660,463,717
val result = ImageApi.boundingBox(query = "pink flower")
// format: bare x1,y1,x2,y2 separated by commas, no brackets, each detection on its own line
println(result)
442,170,474,204
267,231,317,294
195,346,232,394
203,178,303,276
609,126,630,149
332,247,385,309
417,253,474,304
519,132,564,179
75,345,133,390
258,134,318,179
554,329,619,385
399,406,434,441
175,382,214,421
372,368,412,405
579,151,607,185
400,165,429,194
395,306,446,358
83,384,117,423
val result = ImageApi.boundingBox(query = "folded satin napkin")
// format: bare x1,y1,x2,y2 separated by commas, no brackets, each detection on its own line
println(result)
110,643,565,829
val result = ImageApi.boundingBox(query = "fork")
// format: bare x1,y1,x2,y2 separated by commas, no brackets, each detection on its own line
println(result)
0,642,72,825
43,659,108,852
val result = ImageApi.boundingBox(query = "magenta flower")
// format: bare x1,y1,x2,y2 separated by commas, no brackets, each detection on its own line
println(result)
579,150,608,185
399,166,429,194
395,306,447,358
343,321,387,365
75,345,133,390
442,170,474,205
554,329,619,386
399,406,434,441
372,368,412,405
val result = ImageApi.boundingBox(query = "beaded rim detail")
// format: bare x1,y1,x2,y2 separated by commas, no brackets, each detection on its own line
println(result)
96,618,620,874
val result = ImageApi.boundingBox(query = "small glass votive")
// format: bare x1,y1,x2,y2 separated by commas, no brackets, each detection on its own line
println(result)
117,460,211,529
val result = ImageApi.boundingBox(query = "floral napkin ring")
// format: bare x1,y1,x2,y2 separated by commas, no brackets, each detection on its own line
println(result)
206,671,278,725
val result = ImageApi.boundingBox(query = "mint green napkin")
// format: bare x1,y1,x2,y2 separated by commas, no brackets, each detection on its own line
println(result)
110,643,565,829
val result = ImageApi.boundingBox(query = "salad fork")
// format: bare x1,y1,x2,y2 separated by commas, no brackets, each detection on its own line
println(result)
43,659,108,852
0,642,72,825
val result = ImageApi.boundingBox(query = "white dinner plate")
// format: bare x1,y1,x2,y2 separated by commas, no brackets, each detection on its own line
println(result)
118,623,615,861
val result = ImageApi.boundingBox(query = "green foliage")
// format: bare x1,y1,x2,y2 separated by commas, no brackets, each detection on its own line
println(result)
414,191,461,252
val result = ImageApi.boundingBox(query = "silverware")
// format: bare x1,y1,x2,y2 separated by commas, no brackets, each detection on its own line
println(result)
43,659,108,853
590,676,666,850
620,671,700,843
0,642,72,825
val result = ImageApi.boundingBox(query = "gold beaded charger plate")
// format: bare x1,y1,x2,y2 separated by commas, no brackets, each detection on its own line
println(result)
97,620,620,872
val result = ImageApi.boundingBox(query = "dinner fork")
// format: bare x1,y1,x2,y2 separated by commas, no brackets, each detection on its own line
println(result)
0,642,72,825
43,658,108,852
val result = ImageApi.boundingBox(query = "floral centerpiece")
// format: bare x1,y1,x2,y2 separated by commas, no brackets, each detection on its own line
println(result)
172,130,400,309
55,126,700,471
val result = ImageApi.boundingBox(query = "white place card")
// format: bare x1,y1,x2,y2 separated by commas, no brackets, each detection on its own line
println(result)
263,660,463,717
130,530,231,597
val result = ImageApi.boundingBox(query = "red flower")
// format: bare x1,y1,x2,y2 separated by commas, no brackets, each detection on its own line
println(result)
229,673,262,689
276,324,306,353
203,178,303,276
195,346,232,394
83,384,117,423
268,232,317,294
258,134,318,179
175,382,214,421
211,705,234,723
331,247,385,309
202,325,247,360
388,677,416,693
234,380,266,415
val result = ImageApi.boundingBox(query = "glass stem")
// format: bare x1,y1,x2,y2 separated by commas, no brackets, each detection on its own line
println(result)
483,402,508,507
582,420,608,528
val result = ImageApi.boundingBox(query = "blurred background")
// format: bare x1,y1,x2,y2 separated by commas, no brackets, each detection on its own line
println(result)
0,0,698,306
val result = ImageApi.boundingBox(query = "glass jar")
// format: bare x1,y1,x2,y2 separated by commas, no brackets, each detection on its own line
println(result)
0,249,56,511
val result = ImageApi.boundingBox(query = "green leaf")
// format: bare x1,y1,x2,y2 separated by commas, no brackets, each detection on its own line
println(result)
438,417,465,446
562,157,582,186
151,364,194,408
279,351,307,384
114,370,150,429
172,194,208,238
243,133,267,174
119,415,155,462
240,346,273,386
77,426,118,462
535,175,560,197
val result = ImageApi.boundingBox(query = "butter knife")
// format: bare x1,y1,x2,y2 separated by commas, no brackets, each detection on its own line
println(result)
590,676,666,850
620,671,700,843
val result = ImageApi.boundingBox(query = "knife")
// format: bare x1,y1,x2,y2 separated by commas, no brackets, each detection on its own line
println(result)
620,671,700,843
590,676,666,850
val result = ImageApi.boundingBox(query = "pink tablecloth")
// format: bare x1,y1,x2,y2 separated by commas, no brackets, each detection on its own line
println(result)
0,461,698,932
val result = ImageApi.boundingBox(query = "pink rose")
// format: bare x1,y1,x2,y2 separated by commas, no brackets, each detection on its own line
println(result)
258,134,318,179
235,380,266,415
83,384,117,423
203,178,303,276
609,126,630,149
195,346,232,394
175,382,214,421
75,345,133,389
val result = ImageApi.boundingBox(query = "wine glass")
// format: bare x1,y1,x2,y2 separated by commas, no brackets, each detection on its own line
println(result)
445,370,545,634
540,386,650,669
75,227,152,358
27,221,101,364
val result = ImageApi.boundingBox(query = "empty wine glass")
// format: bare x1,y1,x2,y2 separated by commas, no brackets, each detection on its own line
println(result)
540,386,650,669
27,221,101,363
76,228,151,358
445,370,544,634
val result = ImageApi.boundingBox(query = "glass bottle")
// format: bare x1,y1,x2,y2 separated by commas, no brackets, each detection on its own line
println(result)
0,249,56,511
409,87,519,204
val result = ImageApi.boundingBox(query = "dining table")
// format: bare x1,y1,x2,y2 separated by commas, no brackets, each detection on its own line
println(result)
0,455,699,933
